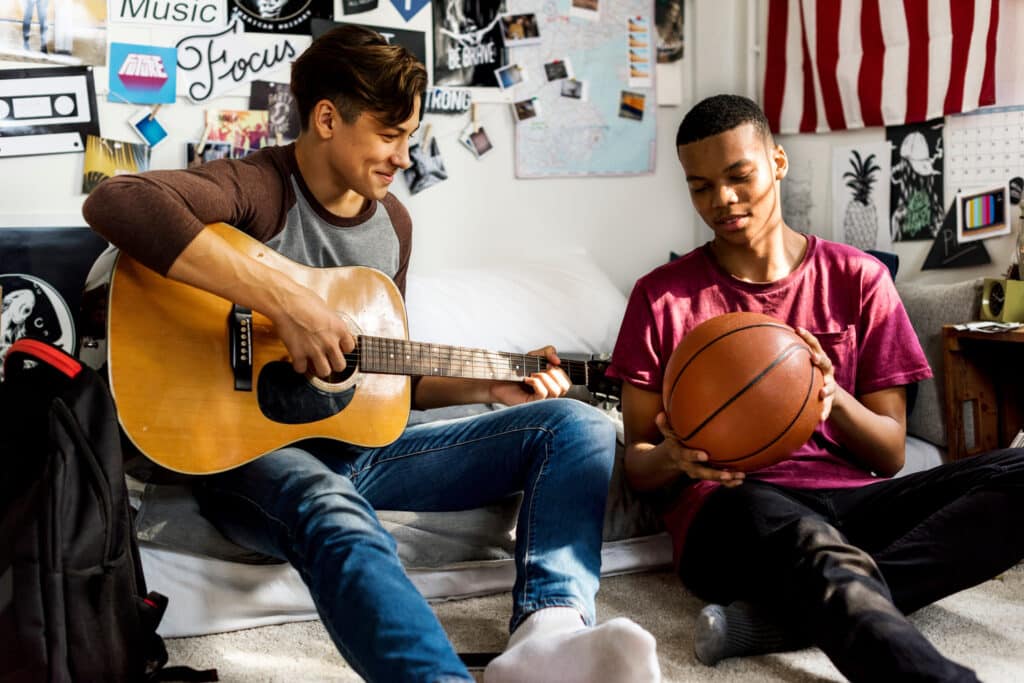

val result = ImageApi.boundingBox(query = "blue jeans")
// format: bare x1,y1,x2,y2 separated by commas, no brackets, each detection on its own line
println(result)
196,399,616,683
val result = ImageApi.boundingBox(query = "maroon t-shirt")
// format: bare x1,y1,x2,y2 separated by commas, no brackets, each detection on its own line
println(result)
607,235,932,564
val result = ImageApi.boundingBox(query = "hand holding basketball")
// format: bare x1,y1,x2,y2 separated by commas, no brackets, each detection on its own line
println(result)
662,312,825,473
654,412,746,486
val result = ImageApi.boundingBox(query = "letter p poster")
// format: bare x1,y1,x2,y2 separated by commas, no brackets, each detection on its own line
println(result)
109,43,178,104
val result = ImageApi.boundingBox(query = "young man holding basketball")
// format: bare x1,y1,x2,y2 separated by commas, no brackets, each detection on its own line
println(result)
83,25,660,683
607,94,1024,681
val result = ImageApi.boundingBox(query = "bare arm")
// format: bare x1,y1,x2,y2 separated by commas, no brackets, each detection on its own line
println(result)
827,385,907,476
167,227,356,378
621,382,745,492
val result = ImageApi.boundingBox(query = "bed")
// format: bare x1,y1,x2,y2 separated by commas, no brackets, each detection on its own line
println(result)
130,253,673,637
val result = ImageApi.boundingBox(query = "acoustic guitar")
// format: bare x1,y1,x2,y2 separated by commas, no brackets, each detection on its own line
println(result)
107,223,619,475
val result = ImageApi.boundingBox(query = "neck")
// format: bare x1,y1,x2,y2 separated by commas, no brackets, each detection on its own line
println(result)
293,134,368,218
711,220,807,283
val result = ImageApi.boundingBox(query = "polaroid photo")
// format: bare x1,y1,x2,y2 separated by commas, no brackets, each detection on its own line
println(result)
128,109,169,148
186,141,232,169
512,98,540,123
459,123,494,159
499,13,541,45
956,184,1011,243
618,90,646,121
560,78,589,101
494,64,527,91
570,0,599,20
543,59,573,82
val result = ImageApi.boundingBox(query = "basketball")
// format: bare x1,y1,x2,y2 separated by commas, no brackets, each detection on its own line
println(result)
662,312,824,472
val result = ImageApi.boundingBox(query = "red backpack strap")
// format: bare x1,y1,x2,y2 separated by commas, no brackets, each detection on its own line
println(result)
4,339,82,379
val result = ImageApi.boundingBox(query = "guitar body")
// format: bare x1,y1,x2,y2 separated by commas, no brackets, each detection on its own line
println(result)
108,223,411,475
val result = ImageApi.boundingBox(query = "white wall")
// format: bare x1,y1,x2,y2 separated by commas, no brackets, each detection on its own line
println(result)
3,0,1018,291
0,0,705,295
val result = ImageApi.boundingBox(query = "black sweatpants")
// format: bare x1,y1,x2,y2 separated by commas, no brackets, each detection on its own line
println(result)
678,448,1024,682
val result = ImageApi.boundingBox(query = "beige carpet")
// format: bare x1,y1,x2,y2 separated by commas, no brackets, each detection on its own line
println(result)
165,564,1024,682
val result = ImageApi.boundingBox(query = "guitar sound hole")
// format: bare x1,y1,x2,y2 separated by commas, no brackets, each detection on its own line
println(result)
257,361,356,424
325,365,356,385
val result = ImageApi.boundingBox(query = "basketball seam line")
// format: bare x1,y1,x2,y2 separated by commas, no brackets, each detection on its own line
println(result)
678,344,814,463
667,322,791,407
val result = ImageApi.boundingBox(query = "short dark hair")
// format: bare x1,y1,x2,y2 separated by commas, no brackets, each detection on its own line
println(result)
291,25,427,130
675,94,773,147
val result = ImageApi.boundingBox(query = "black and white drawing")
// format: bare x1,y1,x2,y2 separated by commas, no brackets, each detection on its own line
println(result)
433,0,507,88
832,142,891,251
887,118,944,242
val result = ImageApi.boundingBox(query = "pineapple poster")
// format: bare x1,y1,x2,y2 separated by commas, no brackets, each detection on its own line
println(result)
832,142,891,252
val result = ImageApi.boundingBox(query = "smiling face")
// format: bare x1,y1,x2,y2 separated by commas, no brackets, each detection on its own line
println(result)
677,122,787,246
324,96,421,202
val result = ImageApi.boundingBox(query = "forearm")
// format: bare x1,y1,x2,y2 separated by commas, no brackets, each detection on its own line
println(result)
166,227,302,319
624,441,684,491
827,385,906,476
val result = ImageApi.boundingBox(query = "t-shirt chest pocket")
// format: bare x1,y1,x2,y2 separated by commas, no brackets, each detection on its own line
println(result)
808,325,857,393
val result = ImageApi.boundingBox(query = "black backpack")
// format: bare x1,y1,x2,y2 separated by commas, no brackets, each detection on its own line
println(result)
0,339,216,682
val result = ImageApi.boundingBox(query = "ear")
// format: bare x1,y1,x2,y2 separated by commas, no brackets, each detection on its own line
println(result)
310,99,336,140
772,144,788,180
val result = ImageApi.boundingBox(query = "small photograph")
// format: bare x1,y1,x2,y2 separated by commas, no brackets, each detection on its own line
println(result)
460,123,494,159
249,81,301,144
204,110,271,152
404,137,448,195
512,98,540,123
619,90,646,121
543,59,573,82
82,136,151,195
186,141,233,169
561,78,588,100
499,13,541,45
494,64,528,90
571,0,599,20
128,109,169,148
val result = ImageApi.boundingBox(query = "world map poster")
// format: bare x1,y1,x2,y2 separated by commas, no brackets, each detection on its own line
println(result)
510,0,656,177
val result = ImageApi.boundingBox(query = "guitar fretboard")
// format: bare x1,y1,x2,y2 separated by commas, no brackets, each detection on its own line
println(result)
356,336,590,385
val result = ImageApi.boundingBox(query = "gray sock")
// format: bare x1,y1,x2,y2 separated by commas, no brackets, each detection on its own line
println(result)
694,601,807,666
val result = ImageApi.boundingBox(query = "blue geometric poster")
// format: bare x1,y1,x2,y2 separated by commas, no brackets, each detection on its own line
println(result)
108,43,178,105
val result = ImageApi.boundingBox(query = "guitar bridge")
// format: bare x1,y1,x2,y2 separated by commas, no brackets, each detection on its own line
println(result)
228,304,253,391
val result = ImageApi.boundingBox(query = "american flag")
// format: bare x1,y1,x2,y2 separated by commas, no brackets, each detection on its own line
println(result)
762,0,1000,134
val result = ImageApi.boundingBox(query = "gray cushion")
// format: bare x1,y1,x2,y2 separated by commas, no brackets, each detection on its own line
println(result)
896,279,982,447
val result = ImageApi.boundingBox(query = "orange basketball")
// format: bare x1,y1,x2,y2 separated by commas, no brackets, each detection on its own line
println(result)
662,312,824,472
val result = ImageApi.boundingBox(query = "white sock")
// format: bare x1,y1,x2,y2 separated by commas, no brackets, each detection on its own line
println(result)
483,607,661,683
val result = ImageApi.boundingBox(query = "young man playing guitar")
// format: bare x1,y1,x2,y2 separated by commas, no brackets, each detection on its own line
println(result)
83,25,660,683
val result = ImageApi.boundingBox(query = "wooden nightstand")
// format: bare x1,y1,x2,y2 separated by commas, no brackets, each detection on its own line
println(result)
942,325,1024,460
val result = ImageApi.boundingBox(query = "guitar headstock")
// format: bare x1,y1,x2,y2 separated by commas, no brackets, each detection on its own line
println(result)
585,354,622,407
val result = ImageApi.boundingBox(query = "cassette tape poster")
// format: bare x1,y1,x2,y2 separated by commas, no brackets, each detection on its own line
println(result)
0,0,108,65
0,66,100,158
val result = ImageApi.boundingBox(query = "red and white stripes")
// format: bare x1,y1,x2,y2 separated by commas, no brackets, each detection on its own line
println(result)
762,0,1000,134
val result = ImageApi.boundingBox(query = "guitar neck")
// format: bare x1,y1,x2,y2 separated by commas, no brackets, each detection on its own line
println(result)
357,336,591,385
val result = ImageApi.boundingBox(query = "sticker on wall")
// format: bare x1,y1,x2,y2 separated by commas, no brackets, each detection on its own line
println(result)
109,43,178,105
0,227,110,375
109,0,227,28
423,87,472,115
249,80,300,144
227,0,332,33
0,66,100,158
390,0,429,22
176,19,299,102
82,135,151,194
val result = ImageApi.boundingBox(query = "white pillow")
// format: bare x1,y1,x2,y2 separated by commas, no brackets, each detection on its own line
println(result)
405,254,626,355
